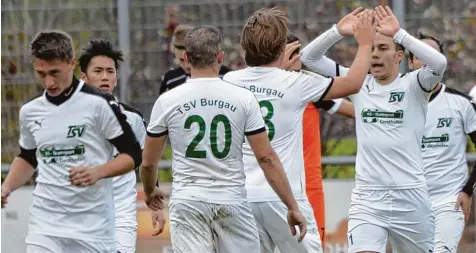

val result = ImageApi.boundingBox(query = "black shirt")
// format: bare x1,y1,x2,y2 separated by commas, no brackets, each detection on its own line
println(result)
159,65,232,96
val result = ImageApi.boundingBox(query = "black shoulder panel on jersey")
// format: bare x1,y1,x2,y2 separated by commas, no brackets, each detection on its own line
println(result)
18,147,38,169
80,83,142,168
445,87,475,101
120,102,147,128
313,99,336,111
219,65,232,75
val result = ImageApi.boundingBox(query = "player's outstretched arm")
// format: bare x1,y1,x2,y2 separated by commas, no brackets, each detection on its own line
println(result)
313,99,355,119
323,10,375,99
376,6,447,92
335,99,355,119
1,157,36,208
300,7,365,77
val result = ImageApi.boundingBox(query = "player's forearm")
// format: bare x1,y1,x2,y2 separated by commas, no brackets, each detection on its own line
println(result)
2,157,36,192
300,25,343,77
140,163,159,194
393,29,447,76
334,45,372,95
462,162,476,196
336,99,355,119
95,154,135,179
259,152,299,211
462,132,476,196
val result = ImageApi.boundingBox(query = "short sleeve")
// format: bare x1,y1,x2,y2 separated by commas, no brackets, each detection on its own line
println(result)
98,97,126,140
18,106,37,149
298,70,334,105
245,94,266,135
463,99,476,134
147,98,169,137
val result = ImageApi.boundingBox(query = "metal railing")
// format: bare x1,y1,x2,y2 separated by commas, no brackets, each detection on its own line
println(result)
2,154,475,172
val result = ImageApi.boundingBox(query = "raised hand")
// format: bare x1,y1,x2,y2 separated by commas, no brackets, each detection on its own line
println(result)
337,7,364,36
281,40,301,70
375,6,400,37
353,9,376,47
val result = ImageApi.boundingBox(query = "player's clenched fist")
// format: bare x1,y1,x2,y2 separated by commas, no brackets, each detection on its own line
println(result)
1,186,11,208
145,186,165,211
353,9,376,47
69,167,101,186
287,209,307,243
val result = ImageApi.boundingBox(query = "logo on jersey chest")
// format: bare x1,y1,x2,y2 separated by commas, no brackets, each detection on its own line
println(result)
436,117,453,128
421,134,449,148
361,108,404,124
67,125,86,138
388,92,405,103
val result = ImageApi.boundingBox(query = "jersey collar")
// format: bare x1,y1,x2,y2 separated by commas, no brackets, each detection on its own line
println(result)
429,83,444,103
45,77,82,106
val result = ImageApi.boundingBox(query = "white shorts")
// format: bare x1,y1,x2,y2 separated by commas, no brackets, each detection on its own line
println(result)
347,187,435,253
250,200,323,253
168,199,259,253
433,202,465,253
25,233,115,253
115,219,137,253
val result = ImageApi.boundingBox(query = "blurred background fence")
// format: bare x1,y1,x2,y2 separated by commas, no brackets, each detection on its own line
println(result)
2,0,476,252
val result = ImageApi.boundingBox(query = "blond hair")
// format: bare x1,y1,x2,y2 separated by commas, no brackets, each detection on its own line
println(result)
172,24,194,44
240,7,288,66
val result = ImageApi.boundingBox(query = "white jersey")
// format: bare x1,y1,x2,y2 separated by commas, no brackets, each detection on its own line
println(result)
423,85,476,205
223,67,332,202
112,103,146,220
20,80,134,243
147,77,266,205
347,70,439,189
470,85,476,100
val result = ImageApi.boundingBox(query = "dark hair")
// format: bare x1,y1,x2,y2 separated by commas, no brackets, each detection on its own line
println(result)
409,33,443,60
78,39,124,73
286,32,300,59
30,30,74,62
184,25,222,68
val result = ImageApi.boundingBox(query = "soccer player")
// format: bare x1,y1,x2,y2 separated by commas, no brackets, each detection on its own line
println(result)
407,34,476,253
78,39,152,252
159,24,231,96
283,33,355,247
0,30,142,253
223,7,375,253
140,25,307,253
300,6,448,253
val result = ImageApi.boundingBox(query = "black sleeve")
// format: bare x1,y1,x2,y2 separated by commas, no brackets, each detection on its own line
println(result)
102,96,142,168
462,131,476,196
313,100,336,111
18,147,38,169
158,75,168,96
219,65,232,76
